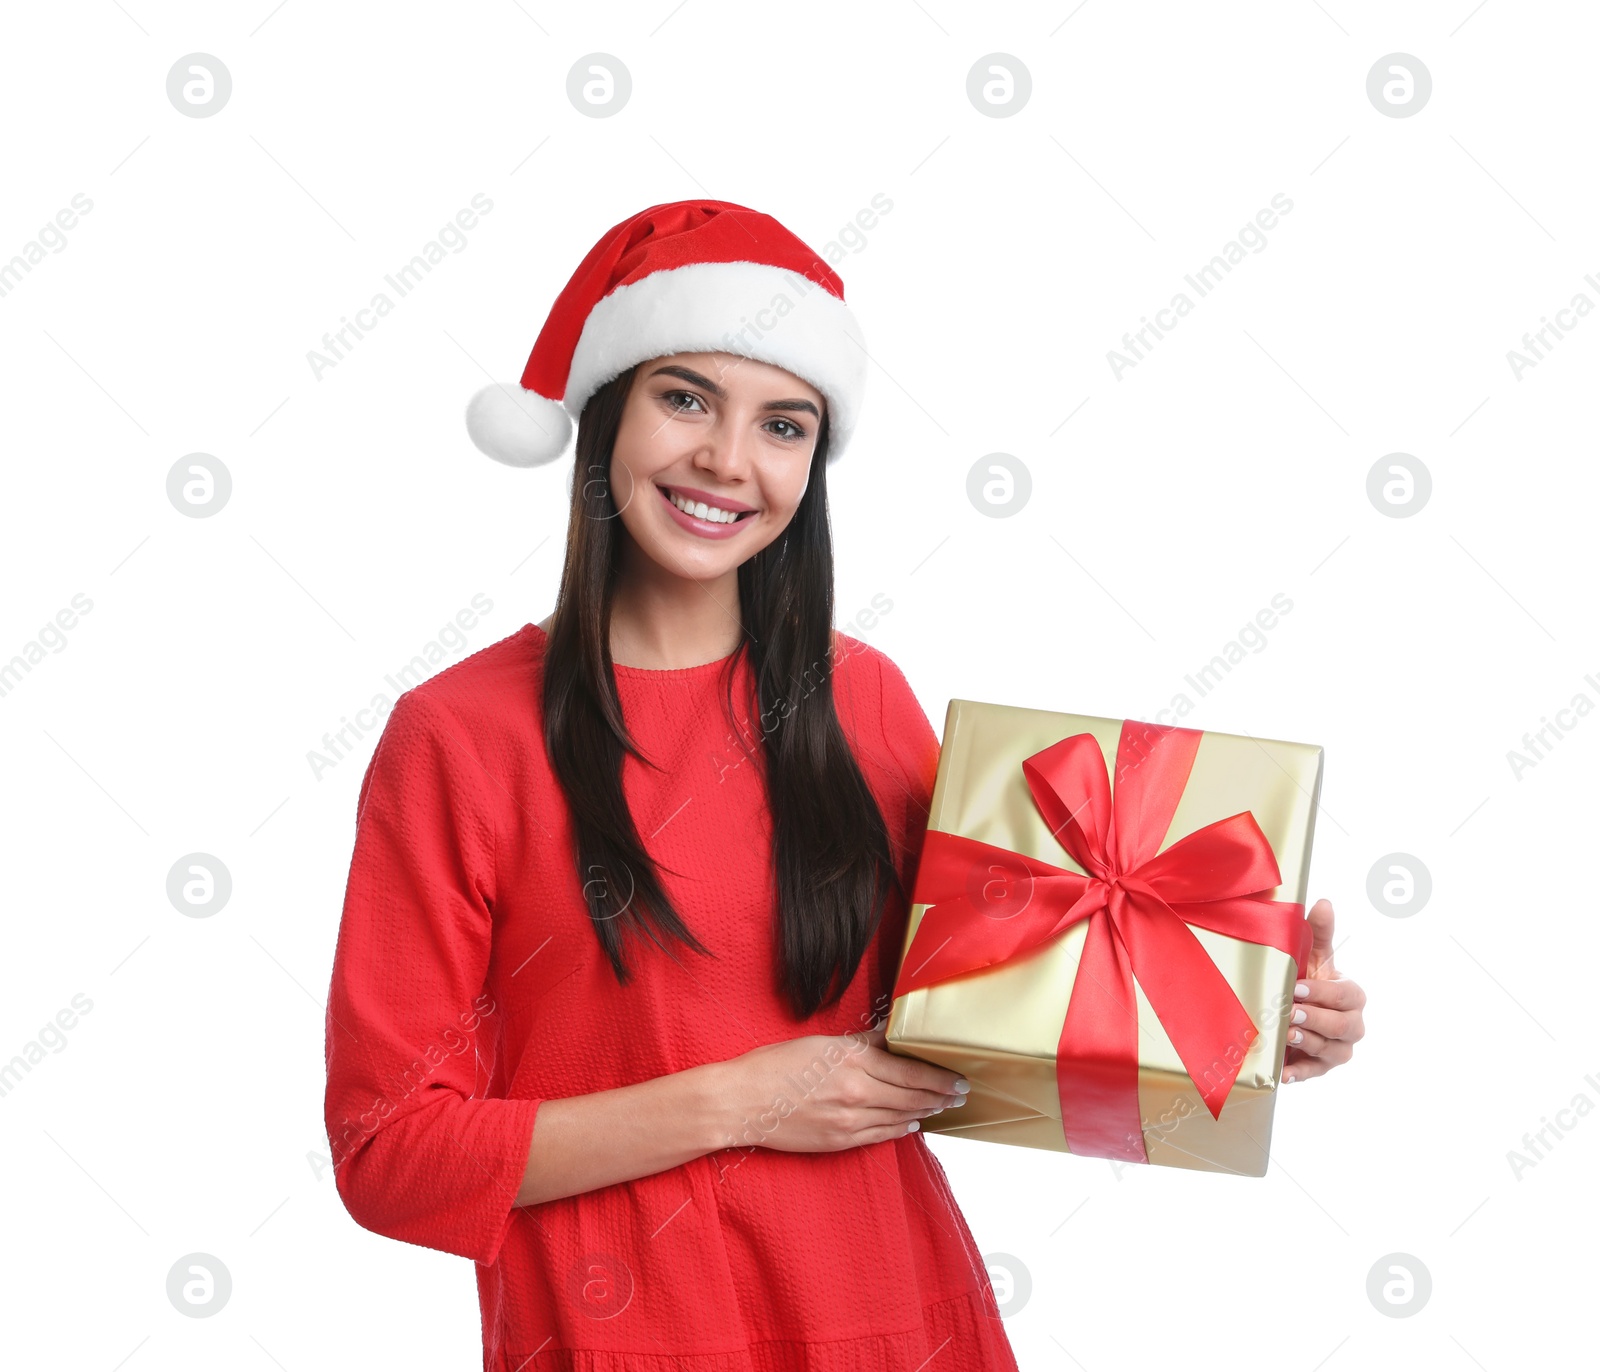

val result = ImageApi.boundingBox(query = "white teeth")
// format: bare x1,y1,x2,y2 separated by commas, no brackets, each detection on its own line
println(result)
667,489,747,524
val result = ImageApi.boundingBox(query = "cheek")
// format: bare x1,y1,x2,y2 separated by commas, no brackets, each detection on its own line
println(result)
610,413,689,498
609,459,652,524
611,406,668,472
773,460,811,513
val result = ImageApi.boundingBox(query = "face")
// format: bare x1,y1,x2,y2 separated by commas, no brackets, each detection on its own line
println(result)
607,351,824,584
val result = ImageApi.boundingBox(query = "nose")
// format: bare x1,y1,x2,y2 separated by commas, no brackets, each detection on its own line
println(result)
690,409,757,481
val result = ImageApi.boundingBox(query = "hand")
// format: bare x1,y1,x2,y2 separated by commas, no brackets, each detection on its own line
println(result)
710,1022,970,1154
1283,897,1366,1082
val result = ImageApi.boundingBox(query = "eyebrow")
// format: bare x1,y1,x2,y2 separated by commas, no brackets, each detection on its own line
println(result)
646,363,821,420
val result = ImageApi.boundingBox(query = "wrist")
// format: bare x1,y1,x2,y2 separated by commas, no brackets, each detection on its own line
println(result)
688,1057,743,1157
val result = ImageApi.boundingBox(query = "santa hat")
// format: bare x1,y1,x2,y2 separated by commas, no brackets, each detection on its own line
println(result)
465,199,867,468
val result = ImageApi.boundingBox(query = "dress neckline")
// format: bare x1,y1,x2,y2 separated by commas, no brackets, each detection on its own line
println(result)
527,621,742,678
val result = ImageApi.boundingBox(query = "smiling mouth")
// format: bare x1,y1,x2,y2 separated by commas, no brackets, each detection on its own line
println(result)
656,484,757,525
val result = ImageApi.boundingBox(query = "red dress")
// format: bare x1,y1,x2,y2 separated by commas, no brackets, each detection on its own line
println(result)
324,622,1020,1372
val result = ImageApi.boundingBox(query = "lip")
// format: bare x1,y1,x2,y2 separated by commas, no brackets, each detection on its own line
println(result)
658,483,757,514
655,483,758,540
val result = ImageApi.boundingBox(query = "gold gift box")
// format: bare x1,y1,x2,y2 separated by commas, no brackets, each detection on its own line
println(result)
885,699,1323,1177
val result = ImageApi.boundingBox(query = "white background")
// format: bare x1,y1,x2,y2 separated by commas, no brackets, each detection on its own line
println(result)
2,2,1594,1368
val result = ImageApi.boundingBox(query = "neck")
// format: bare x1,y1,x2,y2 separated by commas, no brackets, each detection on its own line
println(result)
607,544,746,670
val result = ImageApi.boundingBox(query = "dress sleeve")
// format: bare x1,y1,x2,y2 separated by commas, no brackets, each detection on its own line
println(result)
323,689,540,1266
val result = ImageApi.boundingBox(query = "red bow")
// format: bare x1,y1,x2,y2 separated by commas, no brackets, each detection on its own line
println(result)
892,720,1311,1163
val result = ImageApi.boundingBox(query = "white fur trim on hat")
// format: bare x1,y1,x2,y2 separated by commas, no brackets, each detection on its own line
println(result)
464,381,574,468
567,261,866,461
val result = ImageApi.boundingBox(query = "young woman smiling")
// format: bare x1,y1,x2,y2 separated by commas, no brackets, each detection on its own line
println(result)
322,199,1368,1371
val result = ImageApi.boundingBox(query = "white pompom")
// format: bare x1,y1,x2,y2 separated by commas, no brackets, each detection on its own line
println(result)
464,383,574,467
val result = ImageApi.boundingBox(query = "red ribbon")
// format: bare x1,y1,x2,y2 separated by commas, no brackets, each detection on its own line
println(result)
892,720,1312,1163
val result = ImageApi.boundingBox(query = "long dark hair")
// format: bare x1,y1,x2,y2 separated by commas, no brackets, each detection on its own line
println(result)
540,363,905,1021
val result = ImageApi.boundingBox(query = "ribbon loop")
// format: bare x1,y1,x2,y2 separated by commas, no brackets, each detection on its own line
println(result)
1021,733,1115,879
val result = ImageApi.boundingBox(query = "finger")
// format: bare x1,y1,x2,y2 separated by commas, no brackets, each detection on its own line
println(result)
1306,1000,1365,1045
858,1095,966,1127
856,1119,925,1144
1283,1055,1336,1083
1305,900,1335,963
861,1045,967,1097
851,1080,960,1112
857,1080,968,1113
1284,1025,1331,1056
1292,1004,1356,1041
1288,1037,1353,1070
1294,975,1366,1012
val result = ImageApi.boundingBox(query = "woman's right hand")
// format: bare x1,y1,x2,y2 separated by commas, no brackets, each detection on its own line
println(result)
710,1022,971,1154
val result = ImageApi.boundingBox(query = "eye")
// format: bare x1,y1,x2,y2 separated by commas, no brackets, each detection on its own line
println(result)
766,417,806,441
661,389,706,414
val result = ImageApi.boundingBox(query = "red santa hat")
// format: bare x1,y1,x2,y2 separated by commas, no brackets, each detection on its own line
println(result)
465,199,867,468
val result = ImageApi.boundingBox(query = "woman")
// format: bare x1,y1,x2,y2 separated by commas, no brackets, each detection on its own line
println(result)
323,200,1365,1371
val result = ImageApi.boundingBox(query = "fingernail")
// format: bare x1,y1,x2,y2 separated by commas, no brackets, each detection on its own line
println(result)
1288,1028,1303,1044
907,1120,921,1131
1283,1071,1297,1083
1291,1007,1307,1025
953,1080,970,1093
952,1096,968,1107
1294,982,1310,999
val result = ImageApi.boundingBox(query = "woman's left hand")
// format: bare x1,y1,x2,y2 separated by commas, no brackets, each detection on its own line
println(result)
1283,898,1366,1082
